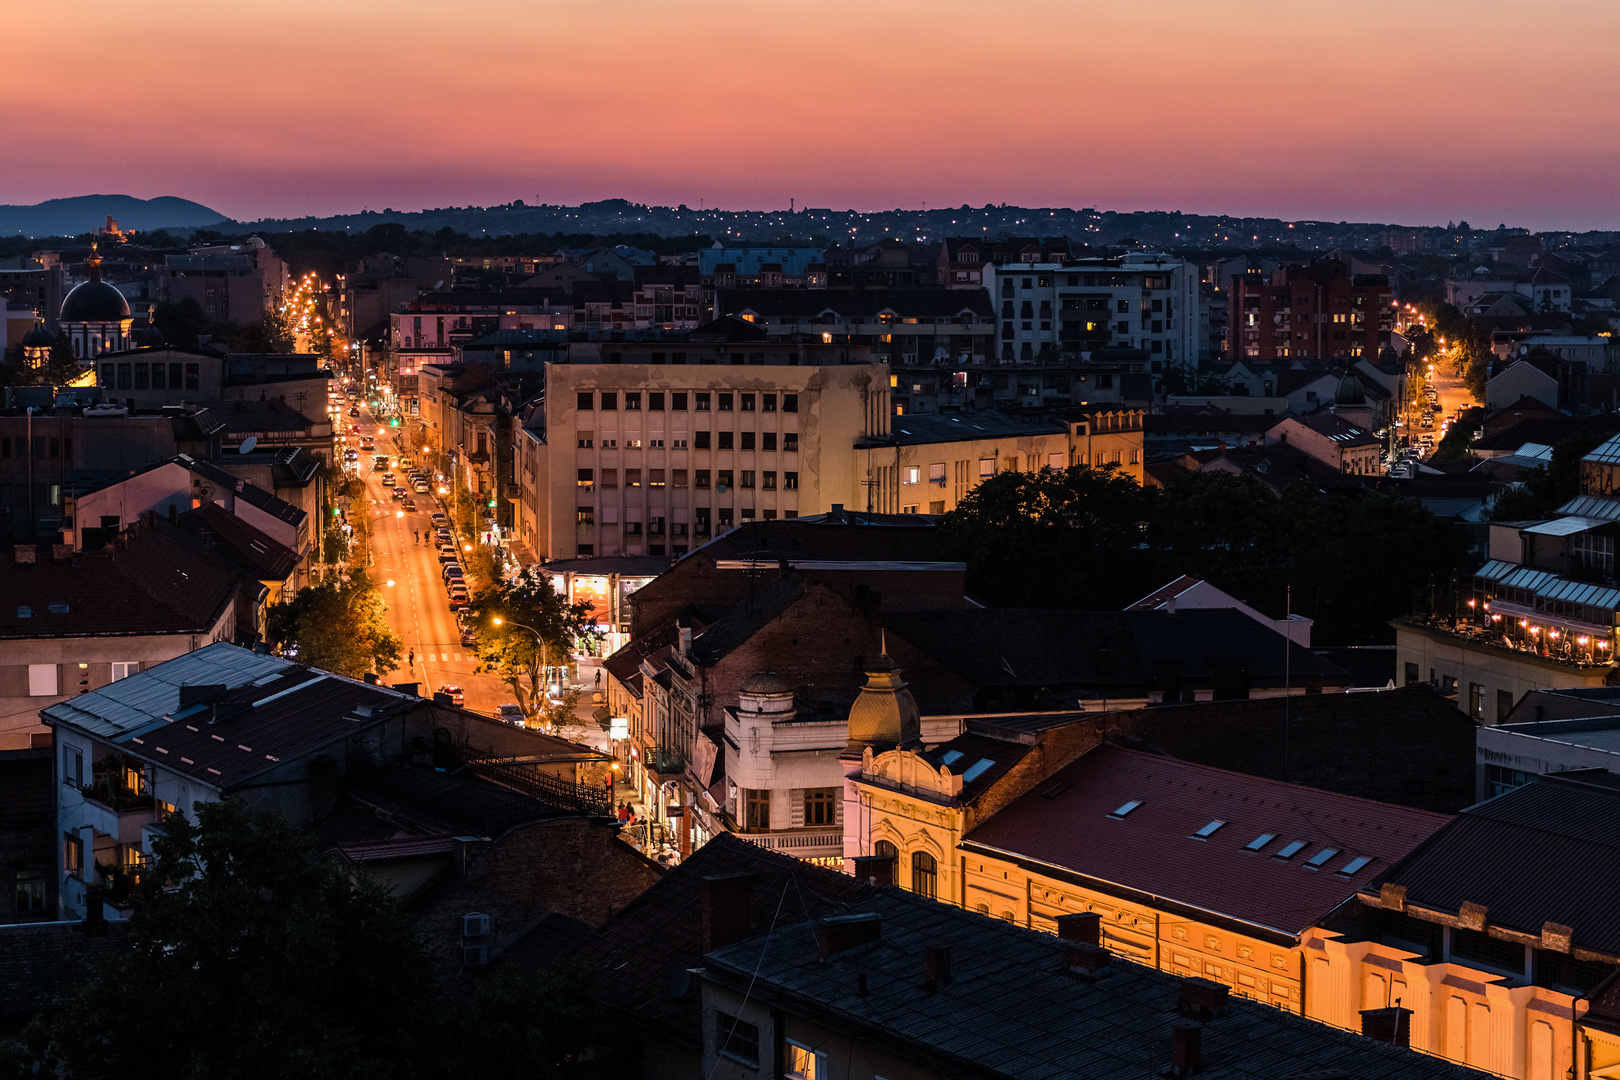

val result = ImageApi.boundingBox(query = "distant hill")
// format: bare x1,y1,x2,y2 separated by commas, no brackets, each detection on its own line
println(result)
0,195,228,238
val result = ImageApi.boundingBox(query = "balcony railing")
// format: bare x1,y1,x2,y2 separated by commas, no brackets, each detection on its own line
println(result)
734,829,843,857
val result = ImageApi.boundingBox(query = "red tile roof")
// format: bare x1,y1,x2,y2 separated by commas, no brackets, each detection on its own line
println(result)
963,744,1449,939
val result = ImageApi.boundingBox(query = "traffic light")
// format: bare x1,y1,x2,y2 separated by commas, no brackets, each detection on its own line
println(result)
487,499,496,508
390,418,400,427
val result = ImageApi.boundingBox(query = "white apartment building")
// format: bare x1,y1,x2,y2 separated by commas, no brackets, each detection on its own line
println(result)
517,361,890,560
983,254,1200,374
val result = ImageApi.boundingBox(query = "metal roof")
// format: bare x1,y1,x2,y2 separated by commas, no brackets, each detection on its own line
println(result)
1365,775,1620,958
41,642,291,739
1500,567,1561,593
1537,577,1620,611
1521,515,1610,537
1473,559,1518,582
1583,434,1620,465
1556,496,1620,521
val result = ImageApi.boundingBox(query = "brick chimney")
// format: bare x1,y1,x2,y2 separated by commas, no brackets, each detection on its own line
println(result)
1177,977,1230,1021
815,913,882,959
853,853,896,886
702,873,757,954
923,943,951,991
1056,911,1102,946
1360,1006,1413,1047
1171,1024,1202,1077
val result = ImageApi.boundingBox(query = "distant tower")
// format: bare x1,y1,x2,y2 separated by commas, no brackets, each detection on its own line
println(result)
19,322,56,369
58,244,132,360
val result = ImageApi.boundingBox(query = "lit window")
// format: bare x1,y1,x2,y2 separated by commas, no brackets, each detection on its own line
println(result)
786,1042,825,1080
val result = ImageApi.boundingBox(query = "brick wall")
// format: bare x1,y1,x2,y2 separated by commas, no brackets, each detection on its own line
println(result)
415,816,663,973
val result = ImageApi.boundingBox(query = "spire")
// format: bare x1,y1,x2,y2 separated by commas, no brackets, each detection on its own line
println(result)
87,242,103,283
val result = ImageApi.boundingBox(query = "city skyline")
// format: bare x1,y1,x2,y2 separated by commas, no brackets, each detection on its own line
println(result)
6,0,1619,231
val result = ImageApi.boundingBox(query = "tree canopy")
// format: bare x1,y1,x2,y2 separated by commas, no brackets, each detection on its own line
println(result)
266,570,402,678
1,799,636,1080
939,465,1479,643
464,569,599,711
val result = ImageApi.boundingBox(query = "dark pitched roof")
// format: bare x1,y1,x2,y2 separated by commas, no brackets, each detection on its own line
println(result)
883,609,1343,691
173,454,306,527
694,516,945,564
0,520,244,640
176,502,300,581
966,744,1448,939
877,411,1066,447
1363,773,1620,958
570,832,874,1046
0,921,131,1023
704,887,1490,1080
688,572,808,666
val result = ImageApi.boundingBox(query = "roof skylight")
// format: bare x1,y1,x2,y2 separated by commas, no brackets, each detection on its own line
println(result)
939,750,964,766
961,758,995,783
1109,800,1142,819
1191,820,1226,839
1273,840,1308,860
1336,856,1371,876
1305,847,1339,868
1244,833,1276,851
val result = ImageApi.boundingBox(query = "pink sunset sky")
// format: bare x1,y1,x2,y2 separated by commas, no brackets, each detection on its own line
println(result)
6,0,1619,229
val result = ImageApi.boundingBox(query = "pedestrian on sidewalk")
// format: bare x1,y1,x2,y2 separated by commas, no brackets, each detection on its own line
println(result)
594,669,602,688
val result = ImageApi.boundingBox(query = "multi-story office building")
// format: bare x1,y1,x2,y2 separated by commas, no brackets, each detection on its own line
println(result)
983,253,1201,374
517,359,890,560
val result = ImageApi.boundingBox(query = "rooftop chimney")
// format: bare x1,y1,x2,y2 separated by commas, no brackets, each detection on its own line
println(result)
923,943,951,991
363,672,380,685
1056,912,1102,947
1062,941,1111,979
815,913,883,959
853,853,896,887
1360,1006,1412,1047
702,873,757,954
1177,977,1230,1021
1171,1024,1202,1077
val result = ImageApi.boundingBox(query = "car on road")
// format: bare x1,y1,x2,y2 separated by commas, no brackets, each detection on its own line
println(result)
460,626,478,647
348,407,359,416
391,487,407,500
439,684,465,706
438,546,457,563
414,481,429,494
360,439,374,450
343,449,358,461
382,473,395,486
403,498,417,511
494,703,524,725
430,512,448,527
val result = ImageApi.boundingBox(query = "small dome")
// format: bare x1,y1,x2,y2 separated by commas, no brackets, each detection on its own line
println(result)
1334,372,1366,406
847,654,921,748
740,670,793,696
60,280,131,323
20,325,56,348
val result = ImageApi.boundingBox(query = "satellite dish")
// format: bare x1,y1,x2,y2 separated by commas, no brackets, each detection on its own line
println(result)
239,435,258,455
668,966,691,999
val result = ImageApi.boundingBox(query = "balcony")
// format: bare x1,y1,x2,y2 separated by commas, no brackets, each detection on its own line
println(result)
1394,615,1616,673
734,828,843,862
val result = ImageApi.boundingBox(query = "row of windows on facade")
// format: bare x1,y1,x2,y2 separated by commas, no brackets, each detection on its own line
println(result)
98,361,203,391
24,662,140,697
0,436,74,460
739,787,840,830
1404,663,1515,722
576,506,799,537
576,432,800,452
1001,273,1176,291
576,468,799,492
577,390,799,413
1004,297,1174,317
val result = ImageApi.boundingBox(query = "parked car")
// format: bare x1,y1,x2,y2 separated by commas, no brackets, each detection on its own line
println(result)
460,626,478,647
494,703,525,724
439,684,465,707
447,592,468,610
430,512,448,527
438,548,457,563
436,528,452,543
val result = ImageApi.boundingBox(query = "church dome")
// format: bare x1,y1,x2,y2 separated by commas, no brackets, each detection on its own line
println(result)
1334,371,1366,406
132,324,166,347
20,325,56,348
60,280,131,323
740,670,793,696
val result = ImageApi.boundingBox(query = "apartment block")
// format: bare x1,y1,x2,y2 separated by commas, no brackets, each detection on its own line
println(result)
1228,258,1391,361
519,361,890,560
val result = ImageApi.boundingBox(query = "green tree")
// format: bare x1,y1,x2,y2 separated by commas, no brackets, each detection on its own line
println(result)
14,799,435,1080
266,570,401,677
937,465,1154,608
465,569,599,710
1489,428,1613,522
227,305,295,353
1146,471,1282,600
151,297,208,350
437,961,639,1079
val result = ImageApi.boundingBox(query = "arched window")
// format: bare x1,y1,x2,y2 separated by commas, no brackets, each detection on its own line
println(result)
910,850,937,900
874,840,898,861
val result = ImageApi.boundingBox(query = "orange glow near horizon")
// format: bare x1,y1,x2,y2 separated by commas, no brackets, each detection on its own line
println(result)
6,0,1620,229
